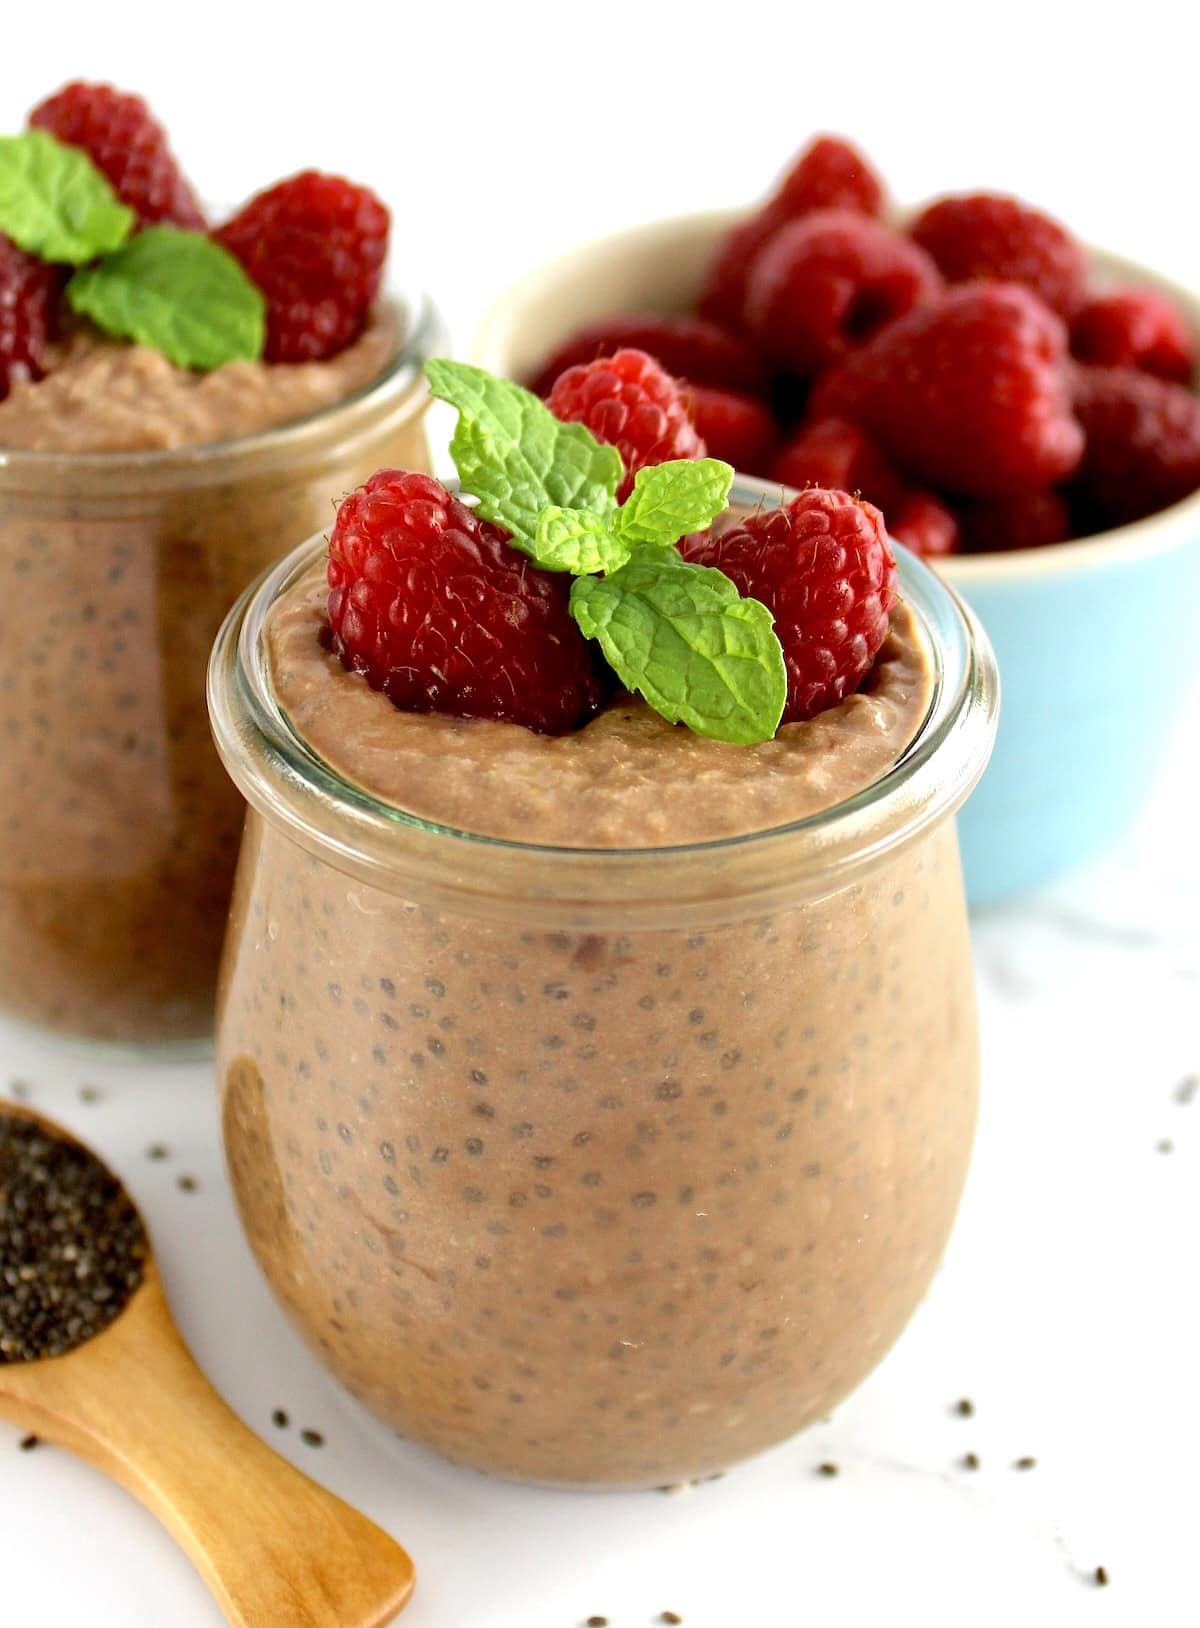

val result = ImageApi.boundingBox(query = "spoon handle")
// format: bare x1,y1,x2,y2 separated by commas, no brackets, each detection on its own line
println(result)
0,1272,414,1627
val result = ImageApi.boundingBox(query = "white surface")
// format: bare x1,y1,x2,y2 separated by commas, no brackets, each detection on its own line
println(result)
2,709,1197,1628
3,7,1200,1621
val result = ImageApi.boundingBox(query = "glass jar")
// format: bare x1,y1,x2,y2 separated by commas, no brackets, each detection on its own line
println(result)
0,293,444,1049
209,486,999,1489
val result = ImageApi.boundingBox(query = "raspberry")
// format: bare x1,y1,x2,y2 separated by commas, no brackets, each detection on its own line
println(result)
326,471,607,735
546,349,705,501
1070,366,1200,529
29,82,205,229
685,385,778,475
699,201,793,331
0,234,60,402
770,417,904,512
681,487,896,723
699,136,884,330
775,136,886,220
745,210,941,374
959,491,1072,552
529,315,765,398
811,283,1084,497
1070,289,1194,384
887,491,960,557
214,172,389,363
909,193,1087,318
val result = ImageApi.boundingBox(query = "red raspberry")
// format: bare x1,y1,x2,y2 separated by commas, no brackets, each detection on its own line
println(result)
745,210,941,373
326,471,607,735
887,491,960,558
699,136,885,330
1070,366,1200,529
29,82,205,229
214,172,389,363
681,487,896,723
770,417,904,512
546,349,705,501
0,235,61,402
909,193,1087,318
960,491,1072,552
811,283,1084,497
1070,289,1194,385
529,314,766,398
686,385,778,475
775,136,886,220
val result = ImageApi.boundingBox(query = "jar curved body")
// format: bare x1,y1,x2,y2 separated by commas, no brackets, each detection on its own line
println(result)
217,810,978,1487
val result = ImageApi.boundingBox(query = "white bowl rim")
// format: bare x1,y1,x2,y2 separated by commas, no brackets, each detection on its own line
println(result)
472,206,1200,585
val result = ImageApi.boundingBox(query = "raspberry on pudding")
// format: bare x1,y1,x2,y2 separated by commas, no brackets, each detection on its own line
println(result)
0,82,443,1043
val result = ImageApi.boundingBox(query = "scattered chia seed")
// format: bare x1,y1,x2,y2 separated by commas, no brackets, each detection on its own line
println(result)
176,1175,198,1193
19,1434,39,1451
955,1397,975,1417
660,1614,684,1624
816,1461,839,1477
146,1144,169,1161
78,1086,101,1105
1156,1139,1174,1154
0,1110,147,1364
961,1452,980,1470
1094,1566,1109,1587
300,1428,324,1448
1014,1456,1037,1471
585,1617,608,1627
1175,1074,1197,1106
272,1409,289,1429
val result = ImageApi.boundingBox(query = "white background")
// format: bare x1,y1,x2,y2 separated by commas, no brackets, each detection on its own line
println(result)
3,4,1200,1625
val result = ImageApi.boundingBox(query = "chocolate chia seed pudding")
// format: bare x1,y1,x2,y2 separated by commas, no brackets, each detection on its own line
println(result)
210,503,999,1488
0,298,442,1045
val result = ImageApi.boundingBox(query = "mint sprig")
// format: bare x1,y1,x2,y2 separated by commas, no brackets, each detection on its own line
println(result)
67,228,266,371
429,359,789,745
0,131,134,264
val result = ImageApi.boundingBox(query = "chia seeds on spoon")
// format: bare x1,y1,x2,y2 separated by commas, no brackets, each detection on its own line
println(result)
0,1107,147,1364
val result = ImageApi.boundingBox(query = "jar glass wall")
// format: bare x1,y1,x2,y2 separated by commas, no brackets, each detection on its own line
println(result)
0,293,444,1048
209,491,998,1488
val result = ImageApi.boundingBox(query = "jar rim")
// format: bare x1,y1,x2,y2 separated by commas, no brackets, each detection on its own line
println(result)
208,477,1000,920
0,288,445,484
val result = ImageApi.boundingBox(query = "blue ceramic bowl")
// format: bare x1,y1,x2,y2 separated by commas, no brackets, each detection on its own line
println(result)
474,212,1200,904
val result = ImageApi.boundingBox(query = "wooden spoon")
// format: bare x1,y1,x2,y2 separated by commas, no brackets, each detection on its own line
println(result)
0,1102,414,1626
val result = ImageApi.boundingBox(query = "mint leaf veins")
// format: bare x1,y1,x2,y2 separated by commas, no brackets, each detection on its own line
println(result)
0,130,134,264
67,228,266,371
426,359,623,554
570,545,787,745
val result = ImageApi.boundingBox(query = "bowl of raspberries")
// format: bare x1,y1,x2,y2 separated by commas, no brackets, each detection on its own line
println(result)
475,136,1200,904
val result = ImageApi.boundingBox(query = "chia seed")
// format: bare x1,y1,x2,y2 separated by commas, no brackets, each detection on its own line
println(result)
660,1614,684,1624
816,1461,839,1477
300,1427,324,1448
1014,1456,1037,1471
0,1110,147,1363
176,1174,198,1193
1094,1566,1109,1587
272,1409,289,1429
954,1397,975,1417
19,1434,39,1451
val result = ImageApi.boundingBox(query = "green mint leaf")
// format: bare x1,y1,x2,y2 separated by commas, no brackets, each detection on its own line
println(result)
533,507,632,575
569,544,787,745
66,228,266,371
614,458,734,549
0,130,134,263
426,359,622,553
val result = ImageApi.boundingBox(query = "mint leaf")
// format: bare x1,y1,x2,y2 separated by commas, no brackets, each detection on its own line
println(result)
426,359,622,553
614,458,734,549
533,506,632,575
569,545,787,745
0,130,134,263
67,228,265,371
